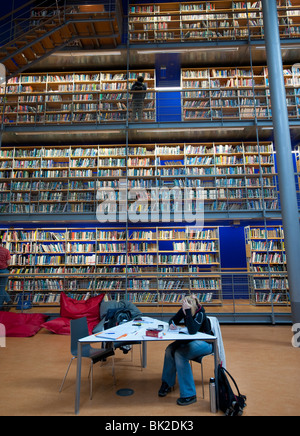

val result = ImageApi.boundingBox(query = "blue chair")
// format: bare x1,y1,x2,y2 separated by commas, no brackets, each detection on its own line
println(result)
59,317,115,399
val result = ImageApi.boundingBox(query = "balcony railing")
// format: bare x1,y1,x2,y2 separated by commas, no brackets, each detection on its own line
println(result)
1,86,300,126
128,2,300,44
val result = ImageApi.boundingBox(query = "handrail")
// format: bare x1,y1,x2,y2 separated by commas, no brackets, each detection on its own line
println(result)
0,3,71,51
0,0,40,24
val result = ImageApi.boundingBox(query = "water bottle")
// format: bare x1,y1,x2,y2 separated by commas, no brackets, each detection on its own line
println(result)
209,377,217,413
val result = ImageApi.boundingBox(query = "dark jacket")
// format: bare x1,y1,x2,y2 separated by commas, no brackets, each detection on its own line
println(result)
169,306,213,336
131,80,147,100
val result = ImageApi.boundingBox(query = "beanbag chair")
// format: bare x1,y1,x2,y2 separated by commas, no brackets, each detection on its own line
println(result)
41,292,105,335
0,311,47,337
40,316,71,335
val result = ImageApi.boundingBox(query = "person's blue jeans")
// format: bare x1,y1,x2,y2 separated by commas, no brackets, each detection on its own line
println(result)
0,269,10,309
161,340,213,398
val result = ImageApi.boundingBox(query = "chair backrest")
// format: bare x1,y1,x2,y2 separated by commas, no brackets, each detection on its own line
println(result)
208,316,226,369
70,317,89,356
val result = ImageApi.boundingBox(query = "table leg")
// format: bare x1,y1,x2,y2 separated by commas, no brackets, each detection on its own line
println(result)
142,341,147,368
75,341,82,415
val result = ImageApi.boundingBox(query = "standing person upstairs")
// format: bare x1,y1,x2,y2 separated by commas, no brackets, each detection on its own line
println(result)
0,235,11,310
130,75,147,122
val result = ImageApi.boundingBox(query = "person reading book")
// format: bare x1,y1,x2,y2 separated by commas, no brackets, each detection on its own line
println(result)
158,294,213,406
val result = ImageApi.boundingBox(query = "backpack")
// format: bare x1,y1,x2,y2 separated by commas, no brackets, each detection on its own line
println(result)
217,364,247,416
132,81,146,98
104,308,132,330
133,82,145,91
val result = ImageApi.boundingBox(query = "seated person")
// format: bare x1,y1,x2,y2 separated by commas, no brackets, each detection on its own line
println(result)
158,294,213,406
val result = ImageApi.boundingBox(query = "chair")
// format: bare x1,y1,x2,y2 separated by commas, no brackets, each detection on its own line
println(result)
104,339,143,370
191,316,226,399
59,317,115,399
97,301,143,368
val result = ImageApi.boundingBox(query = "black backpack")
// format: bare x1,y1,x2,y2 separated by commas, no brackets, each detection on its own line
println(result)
217,364,247,416
104,308,132,330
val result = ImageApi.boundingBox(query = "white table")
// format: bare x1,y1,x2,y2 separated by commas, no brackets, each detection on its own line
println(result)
75,317,218,415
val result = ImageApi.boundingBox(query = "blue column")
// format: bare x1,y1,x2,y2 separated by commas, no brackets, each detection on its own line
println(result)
262,0,300,325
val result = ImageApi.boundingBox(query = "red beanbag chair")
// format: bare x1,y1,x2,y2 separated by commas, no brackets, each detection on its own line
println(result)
0,311,47,337
40,316,71,335
41,293,105,335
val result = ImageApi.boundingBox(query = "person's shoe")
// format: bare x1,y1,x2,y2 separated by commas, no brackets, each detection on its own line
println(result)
158,382,172,397
176,395,197,406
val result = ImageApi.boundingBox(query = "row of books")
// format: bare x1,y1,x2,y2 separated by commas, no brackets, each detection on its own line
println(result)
3,229,219,243
8,279,64,291
7,253,220,266
0,200,279,213
254,292,288,303
252,279,288,290
250,241,284,251
248,228,285,239
7,289,218,304
0,143,275,158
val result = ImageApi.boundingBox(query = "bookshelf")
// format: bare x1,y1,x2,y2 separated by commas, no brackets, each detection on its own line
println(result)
0,142,278,215
2,225,222,310
128,1,300,43
2,64,300,125
0,69,156,125
181,64,300,121
245,226,289,305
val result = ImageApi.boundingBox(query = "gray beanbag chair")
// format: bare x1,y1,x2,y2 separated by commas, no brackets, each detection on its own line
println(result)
93,299,142,334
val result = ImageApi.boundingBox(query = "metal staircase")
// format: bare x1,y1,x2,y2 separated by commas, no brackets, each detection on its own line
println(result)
0,0,123,78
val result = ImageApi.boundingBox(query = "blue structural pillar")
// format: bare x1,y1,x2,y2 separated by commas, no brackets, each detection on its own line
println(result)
262,0,300,325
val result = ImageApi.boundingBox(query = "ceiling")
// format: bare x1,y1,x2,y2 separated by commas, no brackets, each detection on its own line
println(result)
25,40,300,73
1,122,292,145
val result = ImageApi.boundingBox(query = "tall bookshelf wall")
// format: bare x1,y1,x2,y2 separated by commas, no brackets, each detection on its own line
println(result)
128,0,300,43
0,0,297,321
0,70,156,125
245,226,289,306
0,141,278,215
2,64,300,125
181,65,300,121
2,226,222,310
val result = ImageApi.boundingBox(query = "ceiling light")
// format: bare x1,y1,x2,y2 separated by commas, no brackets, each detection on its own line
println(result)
51,51,122,57
137,47,239,54
14,130,121,135
136,127,245,133
155,87,182,91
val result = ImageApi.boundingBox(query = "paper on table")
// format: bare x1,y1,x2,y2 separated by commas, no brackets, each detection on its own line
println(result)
169,325,189,334
94,317,168,341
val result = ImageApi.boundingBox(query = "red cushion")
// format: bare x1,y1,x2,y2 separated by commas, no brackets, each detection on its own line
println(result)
41,317,71,335
60,292,104,325
41,316,99,335
0,312,47,337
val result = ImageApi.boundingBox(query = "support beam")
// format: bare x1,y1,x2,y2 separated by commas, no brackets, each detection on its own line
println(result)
262,0,300,326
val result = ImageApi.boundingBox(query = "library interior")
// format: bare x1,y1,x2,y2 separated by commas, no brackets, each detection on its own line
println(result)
0,0,300,417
